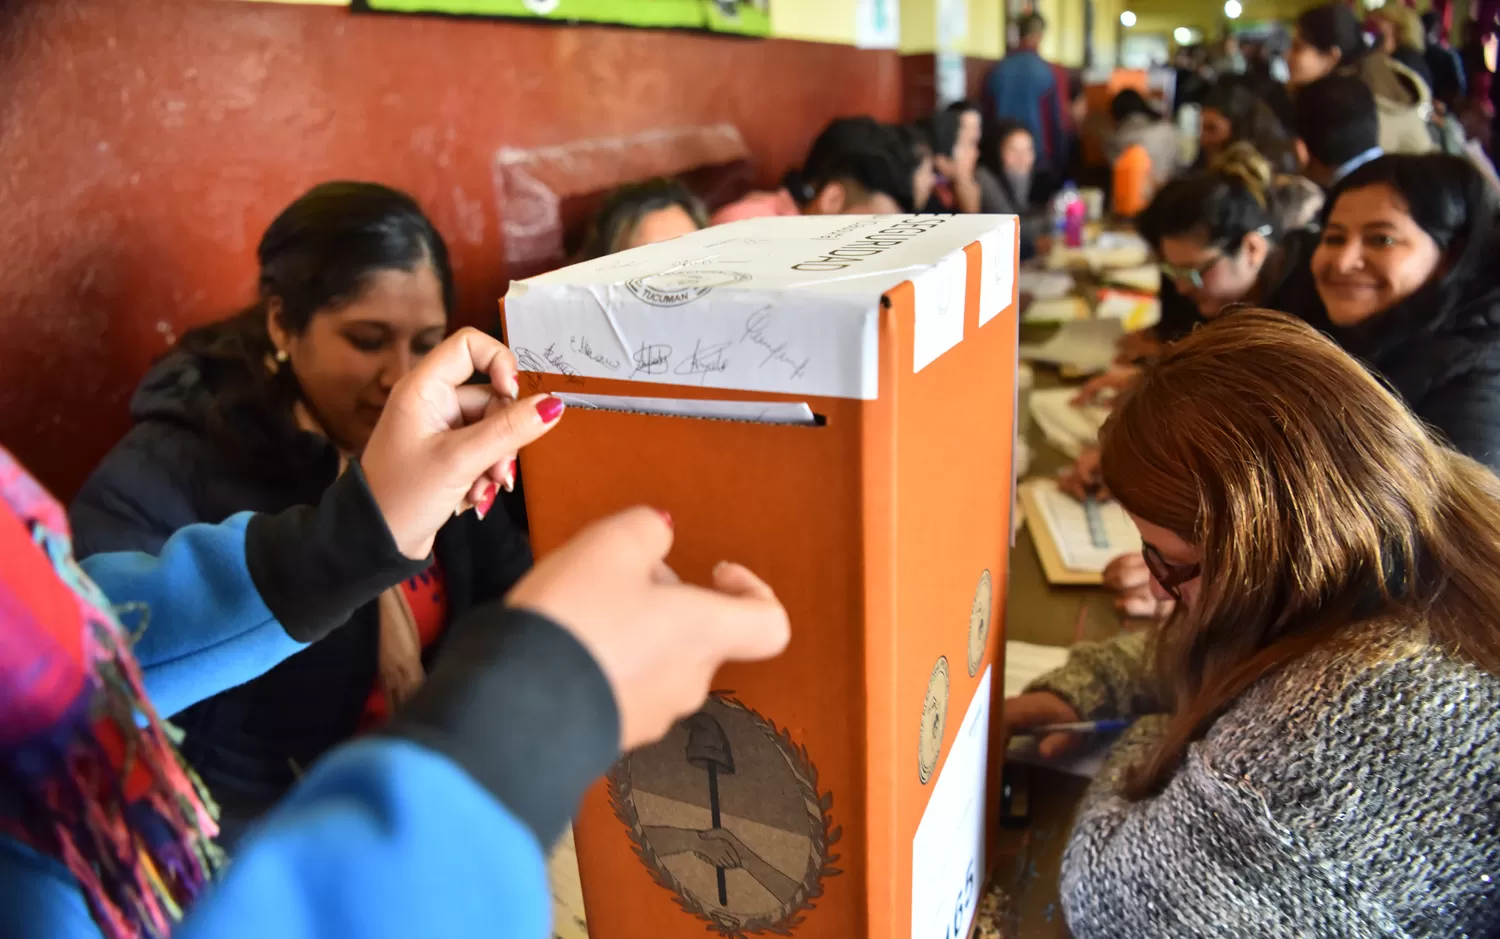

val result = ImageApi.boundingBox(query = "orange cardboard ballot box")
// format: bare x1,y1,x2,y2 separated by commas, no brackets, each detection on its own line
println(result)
503,214,1020,939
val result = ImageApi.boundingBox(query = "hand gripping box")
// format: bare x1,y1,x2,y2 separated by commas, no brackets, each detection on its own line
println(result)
502,214,1020,939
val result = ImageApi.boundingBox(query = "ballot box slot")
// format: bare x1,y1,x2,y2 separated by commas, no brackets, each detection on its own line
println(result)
551,392,825,427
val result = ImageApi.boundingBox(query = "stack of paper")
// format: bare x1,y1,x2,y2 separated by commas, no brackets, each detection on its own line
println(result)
1022,295,1089,324
1018,268,1076,300
1018,318,1124,374
1046,231,1152,272
1028,386,1110,459
1095,289,1162,332
1103,263,1161,294
1003,640,1069,697
1019,478,1142,583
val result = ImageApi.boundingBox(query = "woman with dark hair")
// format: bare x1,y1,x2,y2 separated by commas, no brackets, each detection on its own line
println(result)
921,102,982,213
1061,148,1324,619
1006,309,1500,938
977,118,1049,258
577,178,707,260
897,123,938,211
711,117,913,223
1298,153,1500,467
1195,79,1300,173
69,181,535,846
0,324,791,938
1133,145,1320,338
1289,1,1436,154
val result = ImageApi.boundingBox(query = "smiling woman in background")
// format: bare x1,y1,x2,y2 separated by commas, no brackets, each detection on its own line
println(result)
1300,153,1500,469
69,181,535,848
1007,311,1500,938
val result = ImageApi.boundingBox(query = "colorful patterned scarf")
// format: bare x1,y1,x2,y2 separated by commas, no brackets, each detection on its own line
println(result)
0,444,219,938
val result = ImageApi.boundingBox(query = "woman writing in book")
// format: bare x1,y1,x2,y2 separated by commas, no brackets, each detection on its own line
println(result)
1007,310,1500,937
68,181,535,847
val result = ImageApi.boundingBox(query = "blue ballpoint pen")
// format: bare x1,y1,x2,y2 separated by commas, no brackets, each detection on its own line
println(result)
1012,719,1131,736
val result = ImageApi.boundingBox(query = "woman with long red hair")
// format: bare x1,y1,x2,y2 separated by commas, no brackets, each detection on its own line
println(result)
1006,310,1500,937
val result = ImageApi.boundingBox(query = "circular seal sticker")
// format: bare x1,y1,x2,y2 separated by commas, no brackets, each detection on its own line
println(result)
918,657,950,785
968,569,993,677
625,269,750,307
608,695,841,937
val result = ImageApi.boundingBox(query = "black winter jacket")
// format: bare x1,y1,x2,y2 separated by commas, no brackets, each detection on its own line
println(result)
1327,278,1500,473
70,345,533,844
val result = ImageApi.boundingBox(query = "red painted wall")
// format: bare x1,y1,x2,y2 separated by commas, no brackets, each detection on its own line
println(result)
0,0,900,497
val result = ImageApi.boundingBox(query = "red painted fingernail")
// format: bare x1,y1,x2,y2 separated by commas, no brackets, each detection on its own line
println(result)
536,395,565,423
476,484,498,520
657,508,673,529
504,457,517,493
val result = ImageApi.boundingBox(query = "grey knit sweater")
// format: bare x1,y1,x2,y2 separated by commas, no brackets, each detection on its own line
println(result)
1027,624,1500,938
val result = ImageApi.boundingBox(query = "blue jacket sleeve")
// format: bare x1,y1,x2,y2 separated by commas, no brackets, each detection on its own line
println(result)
78,467,427,718
176,739,551,939
80,512,306,719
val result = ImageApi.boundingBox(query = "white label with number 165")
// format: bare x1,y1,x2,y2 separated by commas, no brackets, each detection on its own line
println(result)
911,666,991,939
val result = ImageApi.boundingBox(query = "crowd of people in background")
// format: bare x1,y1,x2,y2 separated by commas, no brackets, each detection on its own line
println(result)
5,3,1500,937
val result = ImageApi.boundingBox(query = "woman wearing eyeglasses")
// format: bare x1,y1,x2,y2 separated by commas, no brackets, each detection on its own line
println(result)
1139,144,1322,342
1082,145,1322,396
1005,310,1500,938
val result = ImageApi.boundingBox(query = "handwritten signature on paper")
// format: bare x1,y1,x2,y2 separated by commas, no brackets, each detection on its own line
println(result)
740,309,810,381
570,335,621,371
672,339,731,383
513,348,548,392
631,341,672,377
542,343,585,384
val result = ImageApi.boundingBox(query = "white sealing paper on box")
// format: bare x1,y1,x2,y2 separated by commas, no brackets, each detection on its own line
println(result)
911,249,968,373
911,666,991,939
505,214,1016,400
977,221,1017,327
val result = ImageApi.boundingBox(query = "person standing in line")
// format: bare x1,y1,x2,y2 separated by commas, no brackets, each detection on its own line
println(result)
1288,2,1436,155
1290,74,1384,188
1421,11,1467,113
983,14,1068,175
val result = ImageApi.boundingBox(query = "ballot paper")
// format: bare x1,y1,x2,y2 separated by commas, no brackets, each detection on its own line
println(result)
1002,640,1069,697
1102,263,1161,294
1018,268,1076,301
1003,641,1115,778
1046,231,1152,272
1027,478,1142,574
551,392,818,425
1018,317,1123,374
1095,289,1162,332
1022,295,1090,324
1028,387,1110,459
1007,731,1117,778
1090,231,1152,268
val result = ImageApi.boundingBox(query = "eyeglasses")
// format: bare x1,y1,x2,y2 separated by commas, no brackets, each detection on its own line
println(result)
1158,254,1224,290
1141,543,1201,602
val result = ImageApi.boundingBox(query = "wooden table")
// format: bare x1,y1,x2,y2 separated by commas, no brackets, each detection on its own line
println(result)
971,352,1126,939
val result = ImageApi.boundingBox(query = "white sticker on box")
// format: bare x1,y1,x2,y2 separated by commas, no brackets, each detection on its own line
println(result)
911,666,991,939
912,249,968,373
978,222,1016,327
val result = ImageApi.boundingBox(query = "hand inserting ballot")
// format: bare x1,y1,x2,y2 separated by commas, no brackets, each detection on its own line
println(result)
359,327,565,559
508,507,792,751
